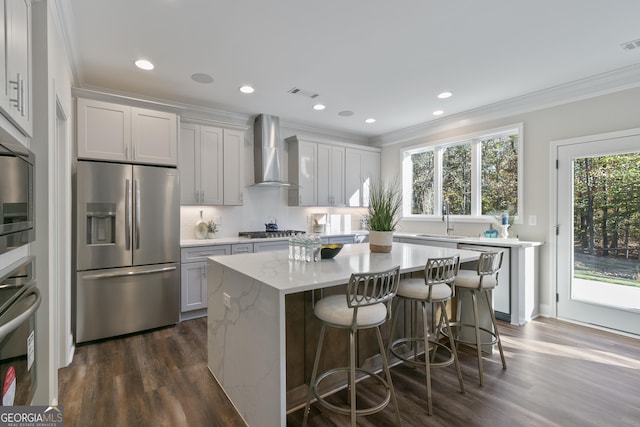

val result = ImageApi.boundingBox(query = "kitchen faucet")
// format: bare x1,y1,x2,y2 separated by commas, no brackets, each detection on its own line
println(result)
442,200,454,236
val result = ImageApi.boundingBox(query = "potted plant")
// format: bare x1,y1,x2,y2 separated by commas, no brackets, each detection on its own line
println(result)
367,179,402,252
206,220,218,239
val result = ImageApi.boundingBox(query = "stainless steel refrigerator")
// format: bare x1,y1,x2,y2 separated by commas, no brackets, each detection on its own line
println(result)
74,161,180,343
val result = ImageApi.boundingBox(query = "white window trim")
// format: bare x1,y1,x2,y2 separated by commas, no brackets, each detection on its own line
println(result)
402,123,524,224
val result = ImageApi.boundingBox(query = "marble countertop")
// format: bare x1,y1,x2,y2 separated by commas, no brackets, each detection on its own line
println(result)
181,230,368,248
207,241,481,294
393,232,543,248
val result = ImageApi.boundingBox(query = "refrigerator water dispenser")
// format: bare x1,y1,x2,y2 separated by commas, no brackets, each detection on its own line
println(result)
86,203,116,245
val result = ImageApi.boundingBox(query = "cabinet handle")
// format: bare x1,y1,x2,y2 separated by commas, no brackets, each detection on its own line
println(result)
9,74,21,112
125,146,129,160
19,77,25,115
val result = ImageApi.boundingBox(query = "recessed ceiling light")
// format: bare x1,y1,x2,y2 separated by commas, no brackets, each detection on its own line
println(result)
191,73,214,84
437,91,452,99
239,85,255,94
433,110,444,116
312,104,326,111
338,110,354,117
134,59,154,70
365,118,376,124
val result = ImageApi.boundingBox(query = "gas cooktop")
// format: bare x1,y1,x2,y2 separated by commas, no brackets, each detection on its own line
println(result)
238,230,306,239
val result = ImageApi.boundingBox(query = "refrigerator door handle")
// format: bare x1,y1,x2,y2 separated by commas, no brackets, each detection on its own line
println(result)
125,179,131,250
82,266,177,280
135,179,141,250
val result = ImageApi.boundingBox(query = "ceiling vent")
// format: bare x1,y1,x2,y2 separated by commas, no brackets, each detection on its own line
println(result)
620,38,640,51
288,87,320,99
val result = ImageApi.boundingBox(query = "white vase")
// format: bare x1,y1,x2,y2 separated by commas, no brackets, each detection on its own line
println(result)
369,230,394,253
207,232,216,239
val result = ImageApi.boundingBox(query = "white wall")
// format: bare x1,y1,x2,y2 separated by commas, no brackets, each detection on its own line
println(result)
29,0,75,405
380,85,640,318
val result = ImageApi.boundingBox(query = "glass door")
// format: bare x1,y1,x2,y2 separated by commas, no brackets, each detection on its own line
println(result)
556,132,640,335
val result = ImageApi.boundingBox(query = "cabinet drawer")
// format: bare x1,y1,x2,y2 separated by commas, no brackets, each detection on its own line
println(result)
232,243,254,254
253,240,289,252
181,245,231,263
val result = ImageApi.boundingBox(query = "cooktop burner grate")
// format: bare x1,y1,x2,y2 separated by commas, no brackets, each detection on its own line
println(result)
238,230,306,239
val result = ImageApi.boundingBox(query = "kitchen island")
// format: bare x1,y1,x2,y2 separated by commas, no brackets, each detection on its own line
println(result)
207,242,480,427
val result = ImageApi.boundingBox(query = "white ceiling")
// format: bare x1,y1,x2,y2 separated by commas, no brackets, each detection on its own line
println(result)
60,0,640,140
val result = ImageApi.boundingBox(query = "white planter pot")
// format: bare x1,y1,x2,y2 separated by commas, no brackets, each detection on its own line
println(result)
368,230,394,253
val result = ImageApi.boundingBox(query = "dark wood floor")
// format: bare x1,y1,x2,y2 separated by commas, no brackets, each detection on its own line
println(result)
59,317,640,427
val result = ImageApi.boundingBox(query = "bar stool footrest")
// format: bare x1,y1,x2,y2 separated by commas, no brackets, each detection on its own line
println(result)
312,366,391,417
444,322,500,347
389,337,456,369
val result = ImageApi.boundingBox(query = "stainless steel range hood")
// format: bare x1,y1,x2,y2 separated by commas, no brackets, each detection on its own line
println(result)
251,114,292,187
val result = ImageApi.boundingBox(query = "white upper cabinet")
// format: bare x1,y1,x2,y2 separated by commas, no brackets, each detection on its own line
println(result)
288,135,379,207
131,107,178,165
0,0,32,137
288,138,317,206
222,128,245,206
179,123,223,205
77,98,178,166
345,148,380,207
317,144,345,207
179,123,244,206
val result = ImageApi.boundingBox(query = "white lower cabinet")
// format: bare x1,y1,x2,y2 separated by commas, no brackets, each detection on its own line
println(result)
180,245,231,317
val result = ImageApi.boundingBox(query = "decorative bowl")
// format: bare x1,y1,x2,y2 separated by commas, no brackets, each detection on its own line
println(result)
320,243,343,259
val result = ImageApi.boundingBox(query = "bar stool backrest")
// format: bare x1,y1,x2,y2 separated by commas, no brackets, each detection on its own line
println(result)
424,255,460,299
475,251,504,289
347,266,401,310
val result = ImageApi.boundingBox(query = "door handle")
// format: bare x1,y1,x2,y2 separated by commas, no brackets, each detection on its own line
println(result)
135,179,141,250
0,286,41,342
82,266,177,280
125,179,131,250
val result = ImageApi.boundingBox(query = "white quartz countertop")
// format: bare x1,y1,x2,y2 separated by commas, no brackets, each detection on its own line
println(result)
181,231,368,248
207,241,481,294
393,232,543,248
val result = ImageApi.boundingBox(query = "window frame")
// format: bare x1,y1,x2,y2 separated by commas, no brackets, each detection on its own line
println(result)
401,123,524,224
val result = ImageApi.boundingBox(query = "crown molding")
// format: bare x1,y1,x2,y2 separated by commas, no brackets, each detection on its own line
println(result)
370,63,640,147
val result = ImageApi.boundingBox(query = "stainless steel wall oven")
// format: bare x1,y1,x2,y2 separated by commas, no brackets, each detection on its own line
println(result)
0,257,40,406
0,141,35,255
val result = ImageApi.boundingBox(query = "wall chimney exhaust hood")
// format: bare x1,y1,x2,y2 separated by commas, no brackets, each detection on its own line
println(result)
251,114,293,188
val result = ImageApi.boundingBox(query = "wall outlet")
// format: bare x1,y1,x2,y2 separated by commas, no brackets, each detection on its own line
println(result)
528,215,537,226
215,216,222,226
223,292,231,309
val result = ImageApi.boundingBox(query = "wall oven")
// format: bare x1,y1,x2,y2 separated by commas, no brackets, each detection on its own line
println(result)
0,257,40,406
0,140,35,255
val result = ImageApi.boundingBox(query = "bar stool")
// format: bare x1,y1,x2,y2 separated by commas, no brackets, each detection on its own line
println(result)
302,266,402,427
451,251,506,386
387,255,464,415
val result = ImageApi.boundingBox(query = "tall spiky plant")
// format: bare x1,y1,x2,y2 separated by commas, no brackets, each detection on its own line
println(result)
368,179,402,231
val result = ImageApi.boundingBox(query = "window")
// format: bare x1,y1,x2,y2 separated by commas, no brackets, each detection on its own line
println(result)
402,124,522,221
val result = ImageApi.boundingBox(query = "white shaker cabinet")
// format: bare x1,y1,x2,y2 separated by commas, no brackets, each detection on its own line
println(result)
179,124,244,206
180,245,231,316
317,144,345,207
222,128,245,206
345,148,380,207
180,124,223,205
0,0,32,137
77,98,178,165
287,138,317,206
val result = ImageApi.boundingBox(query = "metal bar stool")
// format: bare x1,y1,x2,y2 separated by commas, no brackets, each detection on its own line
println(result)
302,266,402,427
450,251,507,385
387,255,465,415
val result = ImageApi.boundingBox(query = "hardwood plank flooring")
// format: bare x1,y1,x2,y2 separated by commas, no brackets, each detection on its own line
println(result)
59,317,640,427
